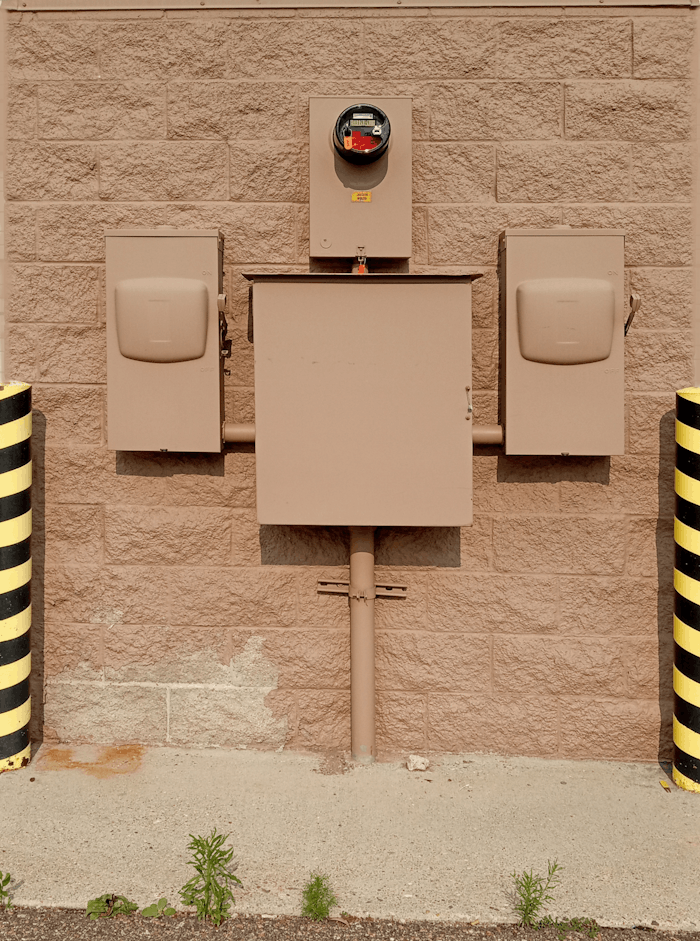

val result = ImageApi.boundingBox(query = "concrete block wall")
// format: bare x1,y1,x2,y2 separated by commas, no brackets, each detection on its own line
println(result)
4,5,695,760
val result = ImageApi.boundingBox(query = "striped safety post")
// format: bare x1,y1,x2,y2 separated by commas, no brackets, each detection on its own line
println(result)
0,383,32,773
674,387,700,792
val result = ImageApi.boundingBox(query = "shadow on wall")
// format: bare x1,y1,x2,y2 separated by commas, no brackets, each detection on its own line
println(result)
30,410,46,750
657,408,676,763
260,525,462,567
115,449,226,478
496,452,611,486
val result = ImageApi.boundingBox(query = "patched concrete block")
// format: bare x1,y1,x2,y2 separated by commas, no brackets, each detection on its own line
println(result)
43,623,102,679
44,682,167,744
169,686,287,748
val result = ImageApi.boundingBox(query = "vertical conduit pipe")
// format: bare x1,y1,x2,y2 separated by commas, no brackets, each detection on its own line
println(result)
673,388,700,792
349,526,376,764
0,383,32,773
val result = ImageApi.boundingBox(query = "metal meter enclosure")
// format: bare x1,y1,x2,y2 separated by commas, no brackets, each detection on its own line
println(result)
106,229,225,452
310,97,412,259
501,228,625,456
247,273,474,526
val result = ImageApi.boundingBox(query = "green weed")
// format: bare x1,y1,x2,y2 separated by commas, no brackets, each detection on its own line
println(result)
0,872,11,910
85,894,138,920
141,897,176,918
179,829,242,926
511,860,562,927
301,873,337,921
539,915,600,939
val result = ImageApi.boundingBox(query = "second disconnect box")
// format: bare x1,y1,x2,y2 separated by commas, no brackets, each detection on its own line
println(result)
501,228,626,456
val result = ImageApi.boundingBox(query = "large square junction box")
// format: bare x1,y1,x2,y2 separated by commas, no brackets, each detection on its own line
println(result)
501,229,625,456
309,97,412,259
246,274,476,526
106,229,225,452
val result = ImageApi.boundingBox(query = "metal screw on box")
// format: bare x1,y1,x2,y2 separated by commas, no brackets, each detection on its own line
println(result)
0,383,32,773
673,388,700,792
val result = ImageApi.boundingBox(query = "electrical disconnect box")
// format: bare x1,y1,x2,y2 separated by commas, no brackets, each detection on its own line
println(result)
247,273,475,526
501,229,625,456
106,229,226,452
309,97,412,260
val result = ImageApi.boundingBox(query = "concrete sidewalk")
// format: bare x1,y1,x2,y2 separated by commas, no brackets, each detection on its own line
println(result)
0,745,698,930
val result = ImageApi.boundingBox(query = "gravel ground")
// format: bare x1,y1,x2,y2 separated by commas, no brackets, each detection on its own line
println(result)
0,911,697,941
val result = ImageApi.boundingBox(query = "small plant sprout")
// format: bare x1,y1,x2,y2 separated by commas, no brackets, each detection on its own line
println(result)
540,915,600,939
0,871,12,910
179,829,242,926
301,873,338,921
85,894,139,920
142,897,176,918
511,859,563,927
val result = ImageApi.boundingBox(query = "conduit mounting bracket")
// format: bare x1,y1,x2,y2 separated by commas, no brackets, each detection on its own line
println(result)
317,579,408,599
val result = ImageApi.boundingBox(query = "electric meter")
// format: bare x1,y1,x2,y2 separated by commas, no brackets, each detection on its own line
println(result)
333,104,391,165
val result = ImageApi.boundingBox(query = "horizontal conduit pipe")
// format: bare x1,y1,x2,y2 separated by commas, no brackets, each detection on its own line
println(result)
223,424,503,446
223,423,256,444
472,424,503,446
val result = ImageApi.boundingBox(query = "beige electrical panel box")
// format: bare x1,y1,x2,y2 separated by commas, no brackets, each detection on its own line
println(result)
247,274,475,526
501,229,625,456
309,98,412,259
106,229,225,452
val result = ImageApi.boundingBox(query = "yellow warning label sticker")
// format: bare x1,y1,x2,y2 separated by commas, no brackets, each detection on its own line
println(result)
352,191,372,202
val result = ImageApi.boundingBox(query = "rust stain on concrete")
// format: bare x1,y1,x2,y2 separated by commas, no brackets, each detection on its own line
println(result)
37,744,145,779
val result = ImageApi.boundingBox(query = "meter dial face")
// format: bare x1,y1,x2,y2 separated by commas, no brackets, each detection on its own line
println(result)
333,104,391,165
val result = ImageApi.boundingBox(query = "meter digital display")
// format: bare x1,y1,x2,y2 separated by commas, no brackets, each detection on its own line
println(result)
333,103,391,165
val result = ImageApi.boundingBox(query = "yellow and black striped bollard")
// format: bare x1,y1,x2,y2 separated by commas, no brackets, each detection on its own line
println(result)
673,387,700,792
0,383,32,773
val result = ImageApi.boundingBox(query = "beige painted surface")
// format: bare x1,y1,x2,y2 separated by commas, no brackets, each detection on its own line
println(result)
3,5,696,761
